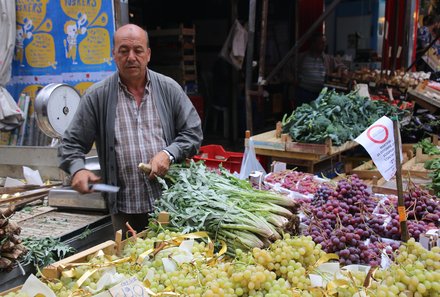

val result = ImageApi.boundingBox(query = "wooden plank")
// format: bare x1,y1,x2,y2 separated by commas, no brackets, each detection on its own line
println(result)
351,152,410,180
372,175,432,196
41,240,116,279
0,188,50,205
0,285,21,296
149,28,194,38
352,160,383,179
402,148,438,179
329,140,359,155
248,130,286,151
183,55,195,62
254,148,324,161
0,183,62,195
286,139,329,155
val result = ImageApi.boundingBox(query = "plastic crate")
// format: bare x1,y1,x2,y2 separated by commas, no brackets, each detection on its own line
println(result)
193,145,244,173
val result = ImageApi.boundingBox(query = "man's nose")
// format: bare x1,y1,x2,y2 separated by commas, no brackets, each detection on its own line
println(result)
127,49,136,60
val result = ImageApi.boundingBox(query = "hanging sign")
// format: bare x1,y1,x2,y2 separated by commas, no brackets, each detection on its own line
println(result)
354,116,401,181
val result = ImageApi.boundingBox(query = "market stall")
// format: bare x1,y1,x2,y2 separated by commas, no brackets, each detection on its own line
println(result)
1,154,439,296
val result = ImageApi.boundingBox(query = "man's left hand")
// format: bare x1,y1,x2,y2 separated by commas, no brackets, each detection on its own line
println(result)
148,151,171,179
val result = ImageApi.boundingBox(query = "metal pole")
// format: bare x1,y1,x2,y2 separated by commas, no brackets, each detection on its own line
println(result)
401,0,412,69
265,0,343,84
393,117,409,242
258,0,269,89
245,0,257,133
231,0,239,144
390,0,400,75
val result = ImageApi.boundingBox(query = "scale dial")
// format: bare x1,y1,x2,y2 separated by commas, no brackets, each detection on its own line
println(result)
35,83,81,139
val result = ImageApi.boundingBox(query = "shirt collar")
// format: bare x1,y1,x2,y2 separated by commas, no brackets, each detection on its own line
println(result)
117,69,150,94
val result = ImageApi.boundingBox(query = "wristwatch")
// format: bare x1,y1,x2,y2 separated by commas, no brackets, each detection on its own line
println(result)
162,150,175,164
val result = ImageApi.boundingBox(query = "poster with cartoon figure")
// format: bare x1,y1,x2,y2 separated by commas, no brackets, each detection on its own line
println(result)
63,13,88,65
14,18,33,67
61,1,114,67
12,0,115,74
7,0,116,109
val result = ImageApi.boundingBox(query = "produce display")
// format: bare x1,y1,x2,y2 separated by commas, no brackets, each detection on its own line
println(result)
400,110,440,143
264,170,329,197
414,138,440,155
3,229,440,297
2,156,440,296
0,206,27,272
351,69,430,89
281,88,406,145
301,175,439,267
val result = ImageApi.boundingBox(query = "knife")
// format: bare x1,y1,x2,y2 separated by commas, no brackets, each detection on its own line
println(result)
89,183,120,193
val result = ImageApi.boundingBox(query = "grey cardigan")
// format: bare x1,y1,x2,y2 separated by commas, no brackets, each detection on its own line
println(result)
58,69,203,214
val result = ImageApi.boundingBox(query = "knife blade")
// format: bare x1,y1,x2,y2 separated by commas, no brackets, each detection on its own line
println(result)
90,183,120,193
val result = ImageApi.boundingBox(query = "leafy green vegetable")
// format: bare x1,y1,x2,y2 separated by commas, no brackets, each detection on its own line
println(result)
282,88,408,145
154,161,297,253
21,237,75,269
414,139,440,155
424,157,440,196
78,228,92,240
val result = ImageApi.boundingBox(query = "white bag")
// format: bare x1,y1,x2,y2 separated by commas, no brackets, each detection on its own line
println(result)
239,138,266,179
0,86,23,131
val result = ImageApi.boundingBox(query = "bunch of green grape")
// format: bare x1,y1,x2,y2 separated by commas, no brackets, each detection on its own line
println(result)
369,238,440,297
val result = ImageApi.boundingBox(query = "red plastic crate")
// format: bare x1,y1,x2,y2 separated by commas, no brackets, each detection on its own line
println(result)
193,145,244,173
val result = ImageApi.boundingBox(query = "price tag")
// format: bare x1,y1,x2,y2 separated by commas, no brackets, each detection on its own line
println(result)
397,206,407,222
109,277,149,297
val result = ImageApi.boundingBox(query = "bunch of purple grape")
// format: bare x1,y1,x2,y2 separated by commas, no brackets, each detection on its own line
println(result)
403,187,440,225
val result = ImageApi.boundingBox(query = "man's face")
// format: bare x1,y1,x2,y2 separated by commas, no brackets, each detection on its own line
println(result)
315,36,327,53
113,25,151,81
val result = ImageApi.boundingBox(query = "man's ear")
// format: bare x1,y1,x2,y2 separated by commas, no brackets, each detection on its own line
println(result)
146,47,151,63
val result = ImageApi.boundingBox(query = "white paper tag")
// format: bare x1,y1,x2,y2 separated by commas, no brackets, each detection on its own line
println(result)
23,166,44,186
109,276,149,297
271,161,286,173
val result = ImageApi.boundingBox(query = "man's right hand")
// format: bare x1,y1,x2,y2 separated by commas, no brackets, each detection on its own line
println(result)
71,169,101,194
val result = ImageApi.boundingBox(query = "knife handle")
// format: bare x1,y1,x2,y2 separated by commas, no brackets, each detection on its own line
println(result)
138,163,152,174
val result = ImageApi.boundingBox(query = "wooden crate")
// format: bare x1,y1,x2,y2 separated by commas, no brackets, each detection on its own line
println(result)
247,130,286,151
285,137,359,155
285,138,330,155
40,210,170,279
371,175,432,196
402,148,438,179
351,151,412,180
41,240,116,279
351,160,382,179
251,127,359,155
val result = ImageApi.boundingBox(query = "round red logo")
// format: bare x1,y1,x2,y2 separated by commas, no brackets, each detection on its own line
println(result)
366,124,389,144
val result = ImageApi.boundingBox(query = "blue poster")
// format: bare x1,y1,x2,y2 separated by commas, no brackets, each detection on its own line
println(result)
7,0,116,98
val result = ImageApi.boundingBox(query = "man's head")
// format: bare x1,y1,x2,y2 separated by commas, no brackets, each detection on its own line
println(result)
113,24,151,83
310,32,327,54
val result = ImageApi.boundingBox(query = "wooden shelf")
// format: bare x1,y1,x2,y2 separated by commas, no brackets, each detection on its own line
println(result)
149,24,198,90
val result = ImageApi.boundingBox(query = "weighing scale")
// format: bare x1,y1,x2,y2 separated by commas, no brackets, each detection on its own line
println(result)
34,83,107,211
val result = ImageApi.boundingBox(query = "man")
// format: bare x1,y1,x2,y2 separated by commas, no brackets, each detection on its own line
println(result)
416,15,439,72
58,24,203,235
291,32,347,108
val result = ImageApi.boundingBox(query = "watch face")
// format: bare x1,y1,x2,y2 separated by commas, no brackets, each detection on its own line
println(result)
46,85,81,136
